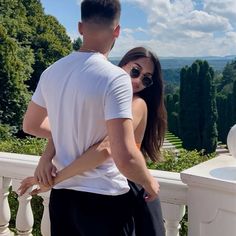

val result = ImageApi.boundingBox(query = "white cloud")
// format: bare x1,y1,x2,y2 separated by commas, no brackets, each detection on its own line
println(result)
181,10,232,32
122,28,134,34
204,0,236,26
112,0,236,57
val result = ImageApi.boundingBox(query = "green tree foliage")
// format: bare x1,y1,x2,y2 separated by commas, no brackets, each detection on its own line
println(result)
216,95,228,143
163,69,180,95
166,94,179,136
1,0,72,92
0,0,32,45
179,60,218,154
0,0,73,132
201,65,218,153
29,14,72,91
0,25,34,130
217,60,236,94
216,61,236,143
72,37,83,51
217,91,236,144
179,65,201,149
233,81,236,123
21,0,73,91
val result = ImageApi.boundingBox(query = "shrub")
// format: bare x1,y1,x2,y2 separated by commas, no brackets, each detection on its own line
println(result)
148,149,215,172
0,137,46,155
0,124,15,140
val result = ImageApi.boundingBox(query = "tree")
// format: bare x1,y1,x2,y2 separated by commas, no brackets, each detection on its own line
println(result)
179,64,201,150
218,60,236,94
0,0,32,45
201,66,218,153
232,81,236,124
0,0,72,132
216,95,228,143
166,94,179,136
28,14,72,91
73,37,83,51
216,61,236,143
179,60,218,153
0,25,34,130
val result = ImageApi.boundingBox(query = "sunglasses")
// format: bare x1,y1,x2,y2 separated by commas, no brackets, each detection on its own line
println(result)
130,67,153,88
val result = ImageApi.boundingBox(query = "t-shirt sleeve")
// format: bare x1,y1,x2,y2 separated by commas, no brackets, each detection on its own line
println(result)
31,72,47,108
104,74,133,120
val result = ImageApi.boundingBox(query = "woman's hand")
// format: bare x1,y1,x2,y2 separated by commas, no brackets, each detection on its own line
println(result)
18,176,52,196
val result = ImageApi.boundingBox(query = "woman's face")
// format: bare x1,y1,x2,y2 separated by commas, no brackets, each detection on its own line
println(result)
123,57,154,93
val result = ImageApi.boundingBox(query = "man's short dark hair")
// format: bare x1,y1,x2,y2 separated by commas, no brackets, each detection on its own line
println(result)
81,0,121,26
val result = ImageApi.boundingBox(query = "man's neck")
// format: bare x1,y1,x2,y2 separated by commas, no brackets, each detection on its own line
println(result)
79,44,110,58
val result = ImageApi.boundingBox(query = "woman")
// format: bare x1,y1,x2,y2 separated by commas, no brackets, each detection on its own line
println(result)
19,47,167,236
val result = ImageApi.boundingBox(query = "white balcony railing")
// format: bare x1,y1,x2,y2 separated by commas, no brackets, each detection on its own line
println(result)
1,151,236,236
0,152,187,236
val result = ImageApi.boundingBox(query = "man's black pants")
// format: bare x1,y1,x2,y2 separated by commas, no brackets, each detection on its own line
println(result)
49,188,135,236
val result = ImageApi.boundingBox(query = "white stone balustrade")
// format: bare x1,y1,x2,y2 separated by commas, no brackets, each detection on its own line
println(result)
0,152,188,236
39,192,50,236
16,193,33,236
181,154,236,236
150,170,187,236
0,177,13,236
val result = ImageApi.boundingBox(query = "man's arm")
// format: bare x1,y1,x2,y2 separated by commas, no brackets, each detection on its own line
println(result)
23,101,51,138
34,138,57,186
106,118,159,201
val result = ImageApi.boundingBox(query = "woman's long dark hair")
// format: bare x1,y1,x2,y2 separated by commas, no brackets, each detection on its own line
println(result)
118,47,167,162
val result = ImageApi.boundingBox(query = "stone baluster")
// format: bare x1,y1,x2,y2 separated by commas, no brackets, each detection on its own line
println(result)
15,189,34,236
161,202,186,236
39,192,51,236
0,177,13,236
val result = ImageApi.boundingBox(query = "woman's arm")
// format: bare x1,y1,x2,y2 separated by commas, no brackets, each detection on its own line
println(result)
54,136,111,184
18,137,111,195
39,136,111,182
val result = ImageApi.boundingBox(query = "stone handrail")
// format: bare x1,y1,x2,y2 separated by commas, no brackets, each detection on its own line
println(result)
0,152,187,236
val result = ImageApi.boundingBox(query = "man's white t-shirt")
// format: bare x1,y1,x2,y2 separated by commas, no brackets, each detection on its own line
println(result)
32,52,133,195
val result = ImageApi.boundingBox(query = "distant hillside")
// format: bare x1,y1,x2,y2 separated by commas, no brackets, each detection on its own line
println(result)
110,56,236,71
159,57,235,71
110,56,236,91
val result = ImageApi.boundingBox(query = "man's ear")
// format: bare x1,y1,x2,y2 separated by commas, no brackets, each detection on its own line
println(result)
113,24,120,38
78,22,83,35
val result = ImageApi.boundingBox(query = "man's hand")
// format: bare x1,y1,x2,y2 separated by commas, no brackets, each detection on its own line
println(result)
34,156,57,187
142,177,160,202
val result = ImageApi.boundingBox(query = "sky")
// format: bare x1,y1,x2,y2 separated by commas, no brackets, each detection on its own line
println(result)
40,0,236,58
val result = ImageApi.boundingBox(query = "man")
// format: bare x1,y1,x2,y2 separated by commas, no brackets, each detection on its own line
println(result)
23,0,159,235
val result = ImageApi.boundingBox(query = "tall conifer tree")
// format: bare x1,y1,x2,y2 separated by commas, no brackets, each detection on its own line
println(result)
179,60,218,153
